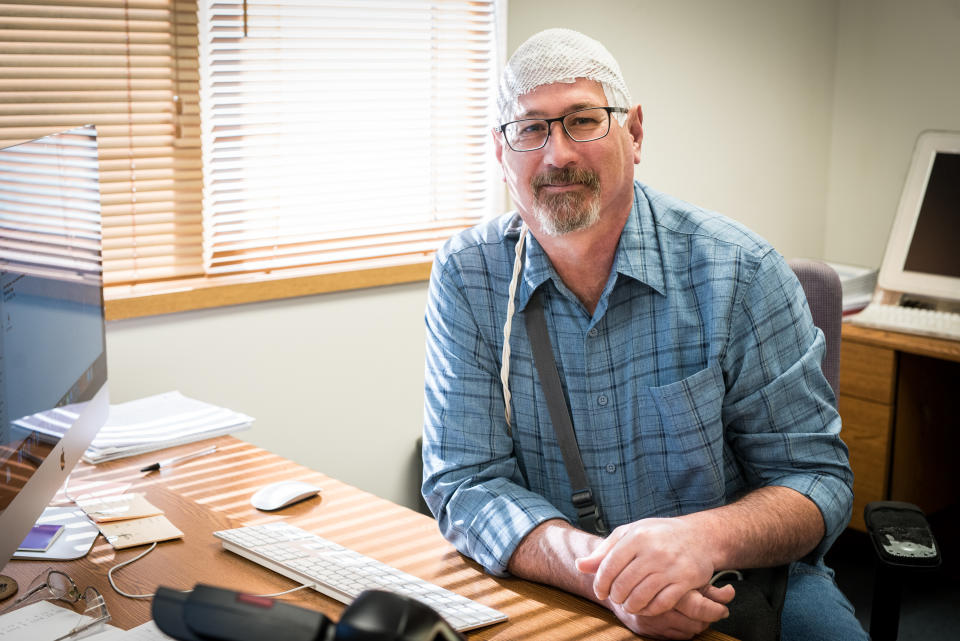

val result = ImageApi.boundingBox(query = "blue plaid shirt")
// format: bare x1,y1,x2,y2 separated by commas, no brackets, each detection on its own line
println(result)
422,181,853,576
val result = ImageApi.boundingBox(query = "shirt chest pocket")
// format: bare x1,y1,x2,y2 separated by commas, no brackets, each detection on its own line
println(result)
632,363,728,510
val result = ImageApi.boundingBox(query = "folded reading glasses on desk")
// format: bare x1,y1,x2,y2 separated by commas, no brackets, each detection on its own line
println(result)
0,568,111,641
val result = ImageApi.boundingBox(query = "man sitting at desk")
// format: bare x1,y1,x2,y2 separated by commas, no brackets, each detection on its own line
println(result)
422,28,866,640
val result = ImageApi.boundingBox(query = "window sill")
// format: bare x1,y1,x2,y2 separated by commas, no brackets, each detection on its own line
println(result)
104,256,433,321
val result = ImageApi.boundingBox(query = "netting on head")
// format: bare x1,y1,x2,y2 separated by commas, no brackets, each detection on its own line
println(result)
497,28,631,123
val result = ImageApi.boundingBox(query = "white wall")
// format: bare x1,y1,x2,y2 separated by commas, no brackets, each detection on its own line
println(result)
106,282,430,511
104,0,960,511
824,0,960,268
508,0,839,260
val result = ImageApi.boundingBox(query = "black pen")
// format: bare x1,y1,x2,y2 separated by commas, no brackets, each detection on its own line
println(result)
140,445,218,472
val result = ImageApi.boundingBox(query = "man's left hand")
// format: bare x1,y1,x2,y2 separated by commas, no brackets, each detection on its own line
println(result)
575,517,718,616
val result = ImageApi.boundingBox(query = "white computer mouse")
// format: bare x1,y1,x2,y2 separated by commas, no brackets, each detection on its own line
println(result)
250,480,322,511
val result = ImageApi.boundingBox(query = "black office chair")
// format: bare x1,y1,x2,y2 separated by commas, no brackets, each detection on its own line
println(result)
789,259,940,641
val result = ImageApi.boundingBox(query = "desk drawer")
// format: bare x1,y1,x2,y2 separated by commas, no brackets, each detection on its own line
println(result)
839,340,896,404
837,394,894,532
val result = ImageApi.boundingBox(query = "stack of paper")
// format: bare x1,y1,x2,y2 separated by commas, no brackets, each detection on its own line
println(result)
13,391,253,464
826,262,879,314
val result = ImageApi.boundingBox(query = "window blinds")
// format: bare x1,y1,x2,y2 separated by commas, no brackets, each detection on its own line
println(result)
198,0,501,276
0,0,203,286
2,0,501,296
0,125,102,283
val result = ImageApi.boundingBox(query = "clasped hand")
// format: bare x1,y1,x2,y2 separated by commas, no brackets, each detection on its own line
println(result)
575,518,735,638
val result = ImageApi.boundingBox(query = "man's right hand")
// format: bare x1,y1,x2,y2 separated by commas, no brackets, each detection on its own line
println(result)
507,520,734,639
611,584,735,640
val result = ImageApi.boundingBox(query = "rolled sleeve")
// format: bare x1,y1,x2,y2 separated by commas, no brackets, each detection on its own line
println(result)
722,251,854,557
422,251,567,575
425,470,568,576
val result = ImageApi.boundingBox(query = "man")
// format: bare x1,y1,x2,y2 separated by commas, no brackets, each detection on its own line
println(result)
422,28,866,640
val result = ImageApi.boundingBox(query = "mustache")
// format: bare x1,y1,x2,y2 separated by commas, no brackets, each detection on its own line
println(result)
530,167,600,195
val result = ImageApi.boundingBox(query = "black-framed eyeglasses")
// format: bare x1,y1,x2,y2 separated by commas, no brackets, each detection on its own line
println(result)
497,106,628,152
0,568,111,640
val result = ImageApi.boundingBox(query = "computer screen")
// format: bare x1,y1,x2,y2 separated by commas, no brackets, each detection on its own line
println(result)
0,125,109,567
878,130,960,304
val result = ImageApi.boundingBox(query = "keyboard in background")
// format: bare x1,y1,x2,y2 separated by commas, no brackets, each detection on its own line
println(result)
214,522,507,633
847,303,960,341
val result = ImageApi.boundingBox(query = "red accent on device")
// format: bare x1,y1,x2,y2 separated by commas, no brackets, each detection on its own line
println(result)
236,593,275,609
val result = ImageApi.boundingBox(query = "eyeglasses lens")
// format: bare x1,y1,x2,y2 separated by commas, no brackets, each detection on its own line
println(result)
0,568,79,615
504,107,612,151
562,108,611,141
0,569,109,641
47,571,81,603
53,587,111,641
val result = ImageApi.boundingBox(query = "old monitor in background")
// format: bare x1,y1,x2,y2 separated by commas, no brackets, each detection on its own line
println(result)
876,130,960,309
0,125,109,569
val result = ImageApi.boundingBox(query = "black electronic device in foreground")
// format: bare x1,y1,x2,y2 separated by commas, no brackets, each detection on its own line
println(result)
152,585,465,641
864,501,940,568
864,500,940,641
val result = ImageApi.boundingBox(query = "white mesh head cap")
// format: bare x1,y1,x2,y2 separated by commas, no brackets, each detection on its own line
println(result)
498,28,631,123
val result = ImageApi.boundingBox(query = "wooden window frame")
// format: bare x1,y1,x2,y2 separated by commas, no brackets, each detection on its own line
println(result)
104,257,432,320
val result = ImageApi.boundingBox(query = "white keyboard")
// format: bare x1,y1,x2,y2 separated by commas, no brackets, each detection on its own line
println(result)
214,522,507,632
848,303,960,341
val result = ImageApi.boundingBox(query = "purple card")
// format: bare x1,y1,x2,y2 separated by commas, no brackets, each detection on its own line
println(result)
18,523,64,552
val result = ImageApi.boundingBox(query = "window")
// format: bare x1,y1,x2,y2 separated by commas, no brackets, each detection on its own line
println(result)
199,0,503,278
0,126,103,285
0,0,203,291
0,1,504,318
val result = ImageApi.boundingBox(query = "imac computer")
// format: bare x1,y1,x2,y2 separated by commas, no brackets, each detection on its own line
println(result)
875,130,960,309
0,125,109,572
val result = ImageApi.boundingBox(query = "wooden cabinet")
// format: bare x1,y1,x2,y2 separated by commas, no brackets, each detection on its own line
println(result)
838,324,960,531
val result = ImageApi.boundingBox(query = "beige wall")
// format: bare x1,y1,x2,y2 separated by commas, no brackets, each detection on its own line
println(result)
105,0,960,511
106,283,430,511
824,0,960,267
508,0,838,260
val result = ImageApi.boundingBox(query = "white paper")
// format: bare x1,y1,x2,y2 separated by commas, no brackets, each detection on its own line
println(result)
825,261,879,295
13,391,253,464
0,602,175,641
96,621,176,641
0,600,117,640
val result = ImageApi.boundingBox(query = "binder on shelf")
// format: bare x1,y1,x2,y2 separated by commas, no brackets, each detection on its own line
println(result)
13,391,254,464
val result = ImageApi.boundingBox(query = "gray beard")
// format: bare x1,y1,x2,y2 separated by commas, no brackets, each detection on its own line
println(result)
533,190,601,236
530,167,602,236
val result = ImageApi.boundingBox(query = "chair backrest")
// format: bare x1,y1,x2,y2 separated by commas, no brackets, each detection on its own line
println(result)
788,259,842,395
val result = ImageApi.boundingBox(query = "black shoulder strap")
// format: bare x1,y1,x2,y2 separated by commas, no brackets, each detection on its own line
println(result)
524,290,607,536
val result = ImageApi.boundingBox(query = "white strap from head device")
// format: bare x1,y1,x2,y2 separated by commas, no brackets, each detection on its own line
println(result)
499,223,528,432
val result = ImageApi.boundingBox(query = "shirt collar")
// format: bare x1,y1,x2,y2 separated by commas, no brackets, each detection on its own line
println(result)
508,181,667,312
614,182,666,296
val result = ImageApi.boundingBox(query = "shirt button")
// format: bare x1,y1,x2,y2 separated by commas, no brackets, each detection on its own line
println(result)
597,395,608,406
588,327,599,337
605,463,617,473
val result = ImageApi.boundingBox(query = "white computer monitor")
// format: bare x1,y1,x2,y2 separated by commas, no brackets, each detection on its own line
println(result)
877,130,960,307
0,125,109,568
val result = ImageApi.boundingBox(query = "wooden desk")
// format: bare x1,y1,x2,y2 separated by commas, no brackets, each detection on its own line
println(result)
839,324,960,531
1,437,735,640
